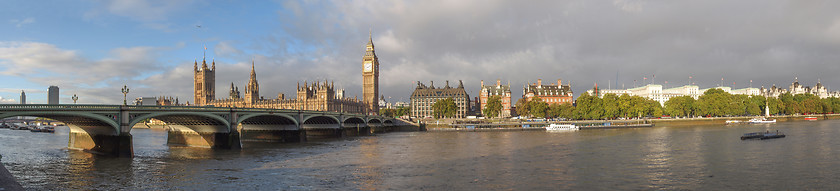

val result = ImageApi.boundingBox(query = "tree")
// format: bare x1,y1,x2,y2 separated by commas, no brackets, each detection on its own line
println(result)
514,98,530,117
601,94,620,119
432,98,457,119
618,94,633,118
664,96,695,117
379,108,395,117
528,97,549,118
779,92,799,115
483,95,503,118
697,88,732,117
747,95,766,116
395,107,411,117
767,97,784,115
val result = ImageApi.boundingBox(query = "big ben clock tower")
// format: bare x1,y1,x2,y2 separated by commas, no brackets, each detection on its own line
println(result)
362,31,379,114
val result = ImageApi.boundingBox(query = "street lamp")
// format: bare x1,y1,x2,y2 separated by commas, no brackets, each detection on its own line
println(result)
72,94,78,104
121,85,130,105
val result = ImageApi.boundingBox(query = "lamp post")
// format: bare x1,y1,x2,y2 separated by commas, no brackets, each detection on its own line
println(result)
121,85,130,105
71,94,78,104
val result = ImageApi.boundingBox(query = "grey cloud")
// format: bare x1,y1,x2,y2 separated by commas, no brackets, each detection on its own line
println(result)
253,0,840,100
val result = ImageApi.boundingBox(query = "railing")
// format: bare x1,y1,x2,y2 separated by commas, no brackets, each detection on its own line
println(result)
0,104,384,119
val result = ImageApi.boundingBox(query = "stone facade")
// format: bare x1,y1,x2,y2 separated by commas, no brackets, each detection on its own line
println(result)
194,59,215,106
410,80,471,118
479,79,512,118
523,79,574,105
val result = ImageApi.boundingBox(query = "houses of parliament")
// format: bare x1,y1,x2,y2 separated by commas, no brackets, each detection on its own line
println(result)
192,34,380,114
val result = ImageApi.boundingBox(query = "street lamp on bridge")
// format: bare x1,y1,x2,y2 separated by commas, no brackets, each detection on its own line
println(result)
121,85,130,105
72,94,78,104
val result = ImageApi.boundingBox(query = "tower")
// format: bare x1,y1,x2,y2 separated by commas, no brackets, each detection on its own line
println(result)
362,31,380,114
194,57,215,106
48,85,59,104
244,61,260,104
20,90,25,104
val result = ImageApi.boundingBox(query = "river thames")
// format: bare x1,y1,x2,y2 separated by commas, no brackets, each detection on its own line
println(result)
2,120,840,190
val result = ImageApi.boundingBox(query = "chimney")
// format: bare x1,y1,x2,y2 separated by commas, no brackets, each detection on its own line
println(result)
558,79,562,86
497,79,501,86
538,79,542,87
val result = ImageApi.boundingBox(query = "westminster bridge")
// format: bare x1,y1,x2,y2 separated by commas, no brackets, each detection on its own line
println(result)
0,104,410,157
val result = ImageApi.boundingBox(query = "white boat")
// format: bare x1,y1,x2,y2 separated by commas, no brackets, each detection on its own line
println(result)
748,117,776,124
725,120,742,124
546,124,578,131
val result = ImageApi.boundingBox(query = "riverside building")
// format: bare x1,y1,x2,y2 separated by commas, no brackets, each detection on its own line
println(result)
523,79,574,105
410,80,471,118
478,79,512,118
191,34,377,114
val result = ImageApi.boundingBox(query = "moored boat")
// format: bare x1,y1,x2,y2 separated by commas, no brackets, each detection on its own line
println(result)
546,124,578,131
804,117,818,121
741,130,786,140
726,120,742,124
748,117,776,124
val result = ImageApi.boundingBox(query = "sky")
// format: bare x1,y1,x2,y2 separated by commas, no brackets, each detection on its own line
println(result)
2,0,840,105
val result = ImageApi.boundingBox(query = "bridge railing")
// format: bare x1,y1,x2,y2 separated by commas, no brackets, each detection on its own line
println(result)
0,104,382,119
0,104,121,110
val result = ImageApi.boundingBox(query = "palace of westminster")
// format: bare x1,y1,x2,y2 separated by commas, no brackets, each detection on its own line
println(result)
190,34,380,115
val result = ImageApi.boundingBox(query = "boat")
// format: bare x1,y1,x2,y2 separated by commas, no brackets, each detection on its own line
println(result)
741,130,786,140
748,117,776,124
725,120,742,124
804,117,818,121
29,126,42,132
546,124,578,131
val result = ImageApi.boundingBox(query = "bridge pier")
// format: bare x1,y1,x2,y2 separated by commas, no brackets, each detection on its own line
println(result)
167,131,239,149
304,128,345,139
68,128,133,157
241,129,306,143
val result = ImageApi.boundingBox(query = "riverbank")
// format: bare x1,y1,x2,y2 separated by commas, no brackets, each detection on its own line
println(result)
0,156,24,191
423,114,840,131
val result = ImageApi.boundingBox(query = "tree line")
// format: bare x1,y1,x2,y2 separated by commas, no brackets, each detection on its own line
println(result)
427,88,840,120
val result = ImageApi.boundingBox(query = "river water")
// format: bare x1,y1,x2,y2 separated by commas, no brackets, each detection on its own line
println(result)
2,120,840,190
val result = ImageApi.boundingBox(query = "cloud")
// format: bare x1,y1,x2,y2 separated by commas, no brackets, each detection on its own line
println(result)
0,96,16,104
84,0,195,32
9,17,35,28
254,0,840,101
0,42,171,104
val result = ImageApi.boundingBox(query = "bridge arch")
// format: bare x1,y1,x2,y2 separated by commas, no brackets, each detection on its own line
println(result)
367,118,382,125
343,117,365,124
128,112,231,133
0,111,120,135
237,113,299,126
301,115,340,130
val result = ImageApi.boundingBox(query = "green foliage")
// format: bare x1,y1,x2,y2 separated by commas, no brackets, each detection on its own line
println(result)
432,98,457,119
514,98,529,117
664,96,696,117
483,95,503,118
528,97,549,118
379,107,411,118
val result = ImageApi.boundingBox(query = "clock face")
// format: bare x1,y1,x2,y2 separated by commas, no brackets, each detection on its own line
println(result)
364,62,372,72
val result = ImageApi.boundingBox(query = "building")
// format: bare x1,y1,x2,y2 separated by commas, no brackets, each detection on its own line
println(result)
760,78,840,98
134,97,157,106
193,34,378,114
20,90,25,104
48,86,59,104
523,79,574,105
410,80,471,118
197,61,368,113
478,79,512,118
194,58,216,106
362,32,380,115
587,84,701,106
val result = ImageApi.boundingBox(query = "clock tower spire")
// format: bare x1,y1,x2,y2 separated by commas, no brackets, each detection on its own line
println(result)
362,31,379,114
